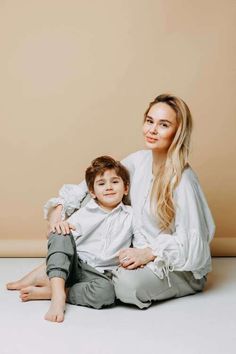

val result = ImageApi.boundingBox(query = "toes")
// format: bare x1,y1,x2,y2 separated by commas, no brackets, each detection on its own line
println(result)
44,313,56,322
20,286,31,295
6,282,18,290
20,288,30,301
57,315,64,323
44,309,64,323
20,295,29,302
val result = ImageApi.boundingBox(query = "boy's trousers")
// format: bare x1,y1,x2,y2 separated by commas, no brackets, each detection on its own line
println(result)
46,233,115,309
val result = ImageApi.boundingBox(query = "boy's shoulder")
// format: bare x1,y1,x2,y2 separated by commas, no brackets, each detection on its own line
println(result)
121,204,133,216
122,204,132,211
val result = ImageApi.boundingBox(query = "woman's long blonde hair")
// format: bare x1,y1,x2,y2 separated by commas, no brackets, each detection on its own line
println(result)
145,94,193,230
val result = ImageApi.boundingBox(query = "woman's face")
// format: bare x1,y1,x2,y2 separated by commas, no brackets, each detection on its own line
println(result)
143,102,178,153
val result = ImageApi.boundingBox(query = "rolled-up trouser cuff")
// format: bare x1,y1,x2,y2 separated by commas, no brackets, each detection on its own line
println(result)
48,269,67,281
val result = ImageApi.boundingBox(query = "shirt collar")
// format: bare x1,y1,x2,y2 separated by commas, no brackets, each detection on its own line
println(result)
86,198,129,213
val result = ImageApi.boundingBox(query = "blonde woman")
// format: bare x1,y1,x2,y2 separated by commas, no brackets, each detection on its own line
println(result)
7,94,215,309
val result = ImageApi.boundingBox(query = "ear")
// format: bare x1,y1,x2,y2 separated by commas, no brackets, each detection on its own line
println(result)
89,190,96,199
124,184,129,196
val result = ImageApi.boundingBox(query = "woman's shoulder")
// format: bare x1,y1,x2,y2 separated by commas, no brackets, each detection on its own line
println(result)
181,165,199,184
175,165,200,194
121,149,151,164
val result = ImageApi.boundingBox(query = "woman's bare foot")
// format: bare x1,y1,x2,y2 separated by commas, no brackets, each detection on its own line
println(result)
44,294,66,323
20,285,52,301
6,263,48,290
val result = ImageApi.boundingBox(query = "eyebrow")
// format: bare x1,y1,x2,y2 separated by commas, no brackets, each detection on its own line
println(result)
95,176,120,183
146,115,172,124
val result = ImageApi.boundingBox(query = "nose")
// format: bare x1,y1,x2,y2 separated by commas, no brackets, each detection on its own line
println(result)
149,123,158,134
105,182,113,190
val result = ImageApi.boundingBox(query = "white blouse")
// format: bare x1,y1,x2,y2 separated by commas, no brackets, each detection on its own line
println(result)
44,150,215,281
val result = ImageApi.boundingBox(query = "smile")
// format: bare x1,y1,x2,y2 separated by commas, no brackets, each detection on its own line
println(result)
146,136,158,142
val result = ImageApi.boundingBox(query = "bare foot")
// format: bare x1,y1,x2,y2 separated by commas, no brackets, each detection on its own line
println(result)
44,295,66,323
20,285,52,302
6,263,48,290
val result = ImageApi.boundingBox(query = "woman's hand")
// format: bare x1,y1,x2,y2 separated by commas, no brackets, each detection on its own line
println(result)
118,247,156,270
47,221,76,237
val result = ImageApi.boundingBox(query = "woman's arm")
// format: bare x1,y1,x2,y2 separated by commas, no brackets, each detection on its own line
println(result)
149,170,215,278
44,180,88,220
118,211,155,269
119,169,215,275
44,181,88,235
46,205,75,235
119,247,156,269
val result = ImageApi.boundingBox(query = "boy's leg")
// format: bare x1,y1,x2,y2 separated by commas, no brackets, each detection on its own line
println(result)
44,277,66,323
20,233,81,302
45,232,79,322
46,232,79,282
67,262,115,309
46,232,115,310
6,262,47,290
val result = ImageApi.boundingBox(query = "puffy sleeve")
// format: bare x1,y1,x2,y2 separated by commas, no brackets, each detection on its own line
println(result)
121,151,140,180
132,216,150,249
44,180,89,220
150,169,215,280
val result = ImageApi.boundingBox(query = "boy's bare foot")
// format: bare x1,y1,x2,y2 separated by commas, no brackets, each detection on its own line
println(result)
44,294,66,323
6,263,48,290
20,285,52,301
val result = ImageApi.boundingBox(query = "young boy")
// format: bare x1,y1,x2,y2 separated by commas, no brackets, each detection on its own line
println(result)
44,155,137,322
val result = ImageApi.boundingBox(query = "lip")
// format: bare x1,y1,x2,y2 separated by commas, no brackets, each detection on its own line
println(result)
146,136,158,143
104,193,116,196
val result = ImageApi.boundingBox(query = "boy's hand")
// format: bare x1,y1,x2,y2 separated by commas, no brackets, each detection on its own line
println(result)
47,221,76,237
118,247,156,270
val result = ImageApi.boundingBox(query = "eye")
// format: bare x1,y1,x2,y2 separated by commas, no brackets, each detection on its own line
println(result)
146,117,153,124
112,180,119,184
160,123,169,128
98,182,105,186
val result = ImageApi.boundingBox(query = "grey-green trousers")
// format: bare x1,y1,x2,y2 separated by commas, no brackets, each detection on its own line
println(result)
112,265,206,309
46,233,115,309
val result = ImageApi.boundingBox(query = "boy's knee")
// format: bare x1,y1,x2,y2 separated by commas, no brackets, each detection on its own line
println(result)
67,279,115,309
93,280,115,309
47,233,74,256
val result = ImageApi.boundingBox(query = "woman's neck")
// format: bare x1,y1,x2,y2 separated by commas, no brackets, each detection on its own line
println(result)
152,150,167,175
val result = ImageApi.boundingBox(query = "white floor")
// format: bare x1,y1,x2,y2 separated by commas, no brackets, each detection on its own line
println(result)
0,258,235,354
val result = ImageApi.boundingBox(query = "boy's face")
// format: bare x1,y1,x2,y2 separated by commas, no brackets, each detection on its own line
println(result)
90,169,129,211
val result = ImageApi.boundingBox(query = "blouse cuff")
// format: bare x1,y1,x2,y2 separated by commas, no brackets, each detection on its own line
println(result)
150,235,183,287
152,254,174,287
43,197,67,220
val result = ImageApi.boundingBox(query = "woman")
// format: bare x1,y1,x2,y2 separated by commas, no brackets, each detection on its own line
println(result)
7,94,215,308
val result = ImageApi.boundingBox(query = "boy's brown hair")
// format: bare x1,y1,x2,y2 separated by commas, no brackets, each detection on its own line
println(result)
85,156,130,202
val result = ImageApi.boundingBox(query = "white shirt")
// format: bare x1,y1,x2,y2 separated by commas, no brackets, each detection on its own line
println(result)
44,150,215,280
64,199,139,272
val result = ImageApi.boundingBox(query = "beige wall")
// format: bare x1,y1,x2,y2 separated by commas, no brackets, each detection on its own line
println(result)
0,0,236,256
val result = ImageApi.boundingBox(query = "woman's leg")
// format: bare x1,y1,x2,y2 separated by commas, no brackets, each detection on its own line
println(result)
113,266,206,309
6,262,48,290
